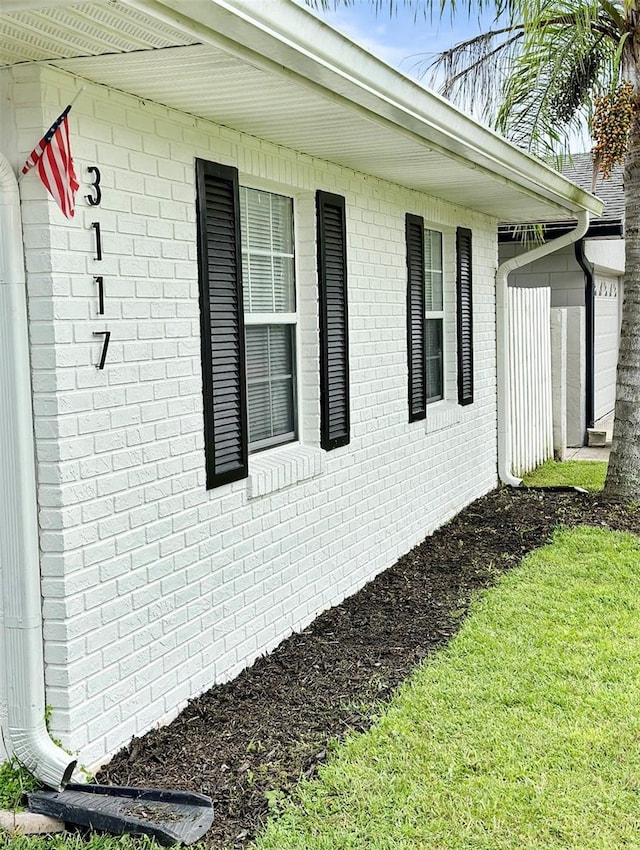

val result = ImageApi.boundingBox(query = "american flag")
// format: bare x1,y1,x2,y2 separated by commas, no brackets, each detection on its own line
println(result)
22,105,79,219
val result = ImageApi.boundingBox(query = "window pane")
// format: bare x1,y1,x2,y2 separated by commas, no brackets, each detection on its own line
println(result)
425,230,443,312
269,194,294,254
425,229,442,272
272,256,295,312
426,270,443,312
426,318,443,403
240,187,295,314
242,186,272,251
269,380,295,435
245,325,269,380
247,383,272,444
245,325,296,449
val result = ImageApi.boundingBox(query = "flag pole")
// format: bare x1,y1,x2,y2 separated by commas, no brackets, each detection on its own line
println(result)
18,86,85,185
68,85,86,109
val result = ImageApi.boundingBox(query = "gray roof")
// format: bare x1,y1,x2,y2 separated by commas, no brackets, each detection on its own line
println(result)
561,153,624,224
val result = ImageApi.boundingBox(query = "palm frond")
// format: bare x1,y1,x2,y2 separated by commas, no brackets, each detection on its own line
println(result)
307,0,627,158
420,25,525,122
496,1,622,156
304,0,523,20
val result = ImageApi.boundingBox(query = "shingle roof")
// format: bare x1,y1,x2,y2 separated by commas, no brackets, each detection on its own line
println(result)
561,153,624,224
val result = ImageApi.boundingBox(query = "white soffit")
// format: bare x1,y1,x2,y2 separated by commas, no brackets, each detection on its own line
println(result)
50,45,544,220
0,0,603,223
0,2,196,63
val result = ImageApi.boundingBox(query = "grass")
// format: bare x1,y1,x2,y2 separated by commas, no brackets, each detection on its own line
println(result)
0,759,39,811
254,525,640,850
0,838,158,849
522,459,607,491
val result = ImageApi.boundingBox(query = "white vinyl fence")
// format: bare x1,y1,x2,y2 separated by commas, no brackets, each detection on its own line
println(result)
508,286,554,476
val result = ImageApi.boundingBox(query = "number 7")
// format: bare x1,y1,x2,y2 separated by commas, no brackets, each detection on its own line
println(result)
93,330,111,370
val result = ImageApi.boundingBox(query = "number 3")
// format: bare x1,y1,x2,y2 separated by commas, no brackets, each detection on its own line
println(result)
86,166,102,206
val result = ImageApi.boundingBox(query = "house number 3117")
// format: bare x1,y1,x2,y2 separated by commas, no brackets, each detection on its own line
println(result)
88,166,110,370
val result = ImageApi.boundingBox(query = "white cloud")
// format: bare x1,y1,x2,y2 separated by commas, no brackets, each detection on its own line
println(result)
313,7,433,80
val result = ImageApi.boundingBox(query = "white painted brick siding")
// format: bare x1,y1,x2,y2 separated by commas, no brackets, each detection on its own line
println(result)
1,63,499,768
501,242,586,307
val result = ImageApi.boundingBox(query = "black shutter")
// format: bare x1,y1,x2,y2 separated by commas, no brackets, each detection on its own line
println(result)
456,226,474,406
195,159,248,488
316,191,350,450
405,214,426,421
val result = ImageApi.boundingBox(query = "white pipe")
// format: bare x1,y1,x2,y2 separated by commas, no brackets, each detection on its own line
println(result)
0,151,76,789
496,211,590,486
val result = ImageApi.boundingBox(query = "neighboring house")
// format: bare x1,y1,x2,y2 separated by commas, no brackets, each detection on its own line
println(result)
499,155,624,446
0,0,600,783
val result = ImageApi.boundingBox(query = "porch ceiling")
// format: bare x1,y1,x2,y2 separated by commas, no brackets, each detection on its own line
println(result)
1,0,603,224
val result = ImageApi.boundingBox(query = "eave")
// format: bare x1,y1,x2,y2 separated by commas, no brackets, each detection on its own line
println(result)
1,0,604,223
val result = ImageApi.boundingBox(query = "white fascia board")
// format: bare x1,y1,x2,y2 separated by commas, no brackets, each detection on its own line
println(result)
584,238,625,275
125,0,603,219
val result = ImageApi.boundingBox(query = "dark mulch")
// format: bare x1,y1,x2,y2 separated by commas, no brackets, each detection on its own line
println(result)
98,487,640,849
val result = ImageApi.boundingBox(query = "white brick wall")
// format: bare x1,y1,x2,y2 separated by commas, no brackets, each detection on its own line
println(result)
500,241,586,307
1,63,499,768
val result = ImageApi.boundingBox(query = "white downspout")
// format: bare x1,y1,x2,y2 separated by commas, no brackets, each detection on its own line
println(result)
496,210,590,487
0,151,76,789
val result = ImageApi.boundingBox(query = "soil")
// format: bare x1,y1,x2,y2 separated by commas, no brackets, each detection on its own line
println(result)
98,487,640,849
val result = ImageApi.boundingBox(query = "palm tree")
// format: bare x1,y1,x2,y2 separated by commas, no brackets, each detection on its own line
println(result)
312,0,640,500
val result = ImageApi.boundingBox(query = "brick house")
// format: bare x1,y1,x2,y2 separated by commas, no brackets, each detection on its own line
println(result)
0,0,600,786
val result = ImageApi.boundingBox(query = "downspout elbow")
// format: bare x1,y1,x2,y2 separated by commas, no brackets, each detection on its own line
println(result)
496,211,590,487
10,718,77,791
0,150,76,789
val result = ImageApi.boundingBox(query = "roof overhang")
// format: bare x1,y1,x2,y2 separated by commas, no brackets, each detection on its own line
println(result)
499,219,623,242
1,0,604,223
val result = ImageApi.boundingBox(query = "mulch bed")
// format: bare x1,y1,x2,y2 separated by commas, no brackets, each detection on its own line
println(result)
98,486,640,849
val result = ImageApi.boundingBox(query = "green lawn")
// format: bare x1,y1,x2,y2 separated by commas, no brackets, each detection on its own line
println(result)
0,759,39,811
0,838,154,850
255,526,640,850
5,525,639,850
522,459,607,491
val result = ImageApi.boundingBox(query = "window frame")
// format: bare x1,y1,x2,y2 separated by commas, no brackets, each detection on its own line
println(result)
239,184,300,454
424,226,445,405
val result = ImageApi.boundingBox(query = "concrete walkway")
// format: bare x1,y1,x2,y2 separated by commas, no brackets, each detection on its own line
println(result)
565,411,613,462
565,445,610,462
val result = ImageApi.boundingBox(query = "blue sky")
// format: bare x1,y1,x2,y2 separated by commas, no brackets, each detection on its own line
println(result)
310,2,500,86
308,2,590,151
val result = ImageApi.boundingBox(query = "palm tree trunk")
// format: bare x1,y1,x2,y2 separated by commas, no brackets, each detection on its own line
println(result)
604,32,640,499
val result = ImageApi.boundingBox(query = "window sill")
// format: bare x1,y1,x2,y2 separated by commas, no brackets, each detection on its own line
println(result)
425,401,461,434
247,443,325,499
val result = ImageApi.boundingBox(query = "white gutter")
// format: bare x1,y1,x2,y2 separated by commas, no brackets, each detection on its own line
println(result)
496,211,590,486
0,151,76,789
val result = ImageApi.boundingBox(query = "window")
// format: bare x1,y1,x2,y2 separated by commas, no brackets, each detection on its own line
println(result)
196,160,350,490
406,217,473,420
425,228,444,403
239,187,297,451
406,217,444,419
196,160,300,489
